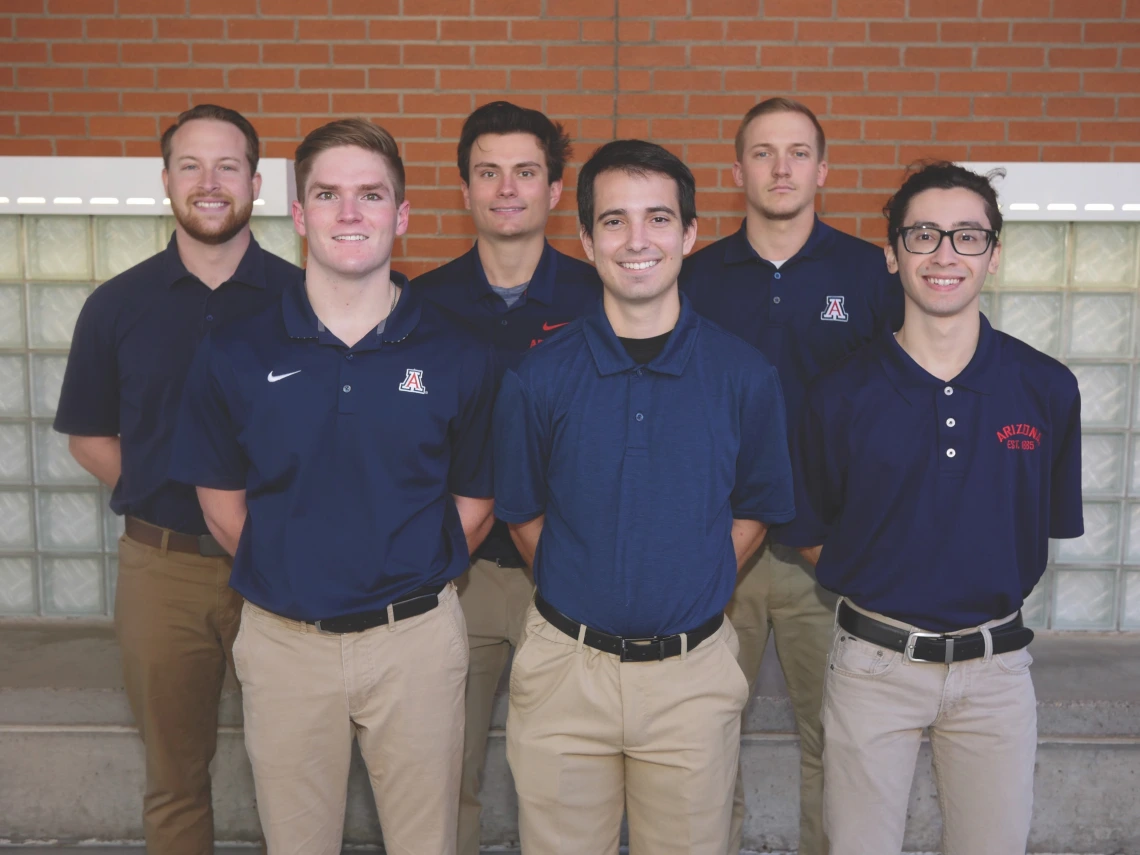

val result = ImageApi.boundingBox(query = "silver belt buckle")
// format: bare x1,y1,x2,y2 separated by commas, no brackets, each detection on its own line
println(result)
905,630,944,662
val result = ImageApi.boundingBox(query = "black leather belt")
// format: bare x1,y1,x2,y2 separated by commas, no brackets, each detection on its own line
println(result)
535,593,723,663
838,601,1034,664
308,583,447,634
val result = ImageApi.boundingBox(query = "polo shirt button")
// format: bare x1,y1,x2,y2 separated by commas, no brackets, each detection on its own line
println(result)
206,314,214,322
346,353,353,360
343,385,351,393
946,417,956,427
773,296,781,304
774,272,782,280
944,386,954,396
501,319,508,326
946,448,956,458
635,412,644,421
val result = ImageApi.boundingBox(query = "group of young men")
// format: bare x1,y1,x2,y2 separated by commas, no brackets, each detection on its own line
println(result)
54,96,1083,855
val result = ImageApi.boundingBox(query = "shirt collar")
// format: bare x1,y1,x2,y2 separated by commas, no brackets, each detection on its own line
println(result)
581,292,701,377
161,231,268,290
722,215,833,267
282,270,420,350
469,240,558,306
880,313,1000,404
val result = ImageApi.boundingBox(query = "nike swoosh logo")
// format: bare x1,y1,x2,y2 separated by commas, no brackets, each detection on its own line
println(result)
541,321,569,332
267,370,301,383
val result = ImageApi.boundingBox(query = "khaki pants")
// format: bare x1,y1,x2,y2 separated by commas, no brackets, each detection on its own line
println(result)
456,558,534,855
823,606,1037,855
233,583,469,855
726,541,835,855
507,602,749,855
114,531,244,855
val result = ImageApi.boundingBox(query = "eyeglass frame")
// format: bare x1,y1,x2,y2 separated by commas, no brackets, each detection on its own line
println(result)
898,226,998,257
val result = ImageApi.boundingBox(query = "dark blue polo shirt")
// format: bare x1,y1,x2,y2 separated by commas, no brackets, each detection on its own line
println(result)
494,295,795,638
53,234,301,535
168,275,497,622
413,241,601,567
783,315,1084,632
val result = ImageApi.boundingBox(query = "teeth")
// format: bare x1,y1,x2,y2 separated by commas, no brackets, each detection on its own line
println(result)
928,277,961,286
195,201,226,208
334,235,367,241
620,260,658,270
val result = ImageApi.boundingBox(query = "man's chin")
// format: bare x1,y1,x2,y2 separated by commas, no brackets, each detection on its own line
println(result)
175,211,251,246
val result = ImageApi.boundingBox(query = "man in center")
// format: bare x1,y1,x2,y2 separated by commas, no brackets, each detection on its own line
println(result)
494,140,796,854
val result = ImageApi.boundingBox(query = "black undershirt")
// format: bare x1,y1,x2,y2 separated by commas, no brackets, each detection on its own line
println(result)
618,330,673,365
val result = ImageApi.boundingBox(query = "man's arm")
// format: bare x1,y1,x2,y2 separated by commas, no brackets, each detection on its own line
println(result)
454,494,495,556
797,545,822,567
731,518,768,572
196,487,247,556
508,514,545,568
68,435,122,489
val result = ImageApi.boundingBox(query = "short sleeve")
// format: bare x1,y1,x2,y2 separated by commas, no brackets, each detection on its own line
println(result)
730,365,796,524
779,386,844,547
53,290,120,437
447,344,497,498
493,368,548,524
1049,374,1084,539
167,336,248,490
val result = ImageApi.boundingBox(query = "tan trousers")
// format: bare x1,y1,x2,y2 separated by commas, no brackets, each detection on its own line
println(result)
232,583,469,855
726,541,835,855
823,606,1037,855
507,602,750,855
456,557,534,855
114,531,244,855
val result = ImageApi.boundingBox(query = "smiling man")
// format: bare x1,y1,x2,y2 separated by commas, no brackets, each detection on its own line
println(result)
169,119,497,855
411,101,600,855
784,163,1083,855
493,140,795,854
53,104,302,855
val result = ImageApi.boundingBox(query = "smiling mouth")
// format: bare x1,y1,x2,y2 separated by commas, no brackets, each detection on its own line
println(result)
333,235,368,242
491,206,525,213
619,260,660,271
924,275,964,288
193,200,229,210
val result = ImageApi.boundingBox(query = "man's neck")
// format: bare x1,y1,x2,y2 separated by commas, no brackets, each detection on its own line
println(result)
305,263,399,349
743,205,815,263
175,225,252,290
604,286,681,339
894,301,981,383
476,232,546,288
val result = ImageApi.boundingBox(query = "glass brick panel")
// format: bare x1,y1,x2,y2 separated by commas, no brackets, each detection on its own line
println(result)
1126,503,1140,564
1123,570,1140,629
1052,568,1117,629
102,505,123,553
1082,434,1125,496
0,215,22,280
1072,364,1130,428
29,282,90,349
999,223,1067,288
33,422,95,485
106,554,118,610
996,293,1061,357
41,556,105,615
1072,223,1139,289
36,490,101,551
251,217,301,265
1022,575,1048,628
95,217,162,280
979,292,995,320
0,355,28,417
1130,436,1140,496
0,490,35,549
30,354,68,418
0,557,36,614
0,283,25,347
1067,294,1133,357
1055,501,1120,564
0,423,31,484
27,216,92,281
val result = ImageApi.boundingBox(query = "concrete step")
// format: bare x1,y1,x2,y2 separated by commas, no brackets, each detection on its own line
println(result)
1,621,1138,854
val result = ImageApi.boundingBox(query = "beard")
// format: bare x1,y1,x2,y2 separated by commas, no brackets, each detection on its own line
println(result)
172,193,253,246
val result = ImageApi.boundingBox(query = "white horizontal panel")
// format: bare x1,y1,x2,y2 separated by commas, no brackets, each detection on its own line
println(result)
960,162,1140,223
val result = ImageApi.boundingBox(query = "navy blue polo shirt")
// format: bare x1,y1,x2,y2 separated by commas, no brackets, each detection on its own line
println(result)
783,315,1084,632
413,241,601,567
494,295,795,638
168,275,497,622
53,234,301,535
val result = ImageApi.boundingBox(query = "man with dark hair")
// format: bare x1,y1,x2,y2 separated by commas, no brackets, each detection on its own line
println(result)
413,100,600,855
680,97,903,855
785,162,1083,855
494,139,794,854
53,104,302,854
169,119,497,855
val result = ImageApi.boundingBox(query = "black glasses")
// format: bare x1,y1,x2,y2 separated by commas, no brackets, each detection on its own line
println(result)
899,226,997,256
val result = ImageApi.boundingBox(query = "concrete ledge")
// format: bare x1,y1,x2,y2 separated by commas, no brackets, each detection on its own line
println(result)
1,621,1138,852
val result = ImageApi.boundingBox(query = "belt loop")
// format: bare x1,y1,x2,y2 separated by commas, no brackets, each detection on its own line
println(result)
834,596,844,628
159,529,170,558
576,623,586,653
680,632,689,661
387,603,396,631
980,624,994,662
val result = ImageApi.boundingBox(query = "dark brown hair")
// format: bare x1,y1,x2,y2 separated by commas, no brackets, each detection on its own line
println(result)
161,104,260,173
734,97,826,162
294,118,405,203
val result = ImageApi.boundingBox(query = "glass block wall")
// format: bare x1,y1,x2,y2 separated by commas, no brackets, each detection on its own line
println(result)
0,214,301,617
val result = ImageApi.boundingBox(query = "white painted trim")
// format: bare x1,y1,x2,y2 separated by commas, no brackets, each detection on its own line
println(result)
0,156,296,216
959,162,1140,222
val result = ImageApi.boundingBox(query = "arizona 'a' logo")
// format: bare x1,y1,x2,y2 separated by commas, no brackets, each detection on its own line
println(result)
821,296,849,322
398,368,428,394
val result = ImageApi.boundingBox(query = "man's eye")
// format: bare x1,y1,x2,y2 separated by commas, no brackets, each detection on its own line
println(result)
363,193,381,201
316,191,334,200
481,171,496,179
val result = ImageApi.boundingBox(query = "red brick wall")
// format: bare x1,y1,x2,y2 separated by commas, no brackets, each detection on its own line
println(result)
3,0,1138,272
